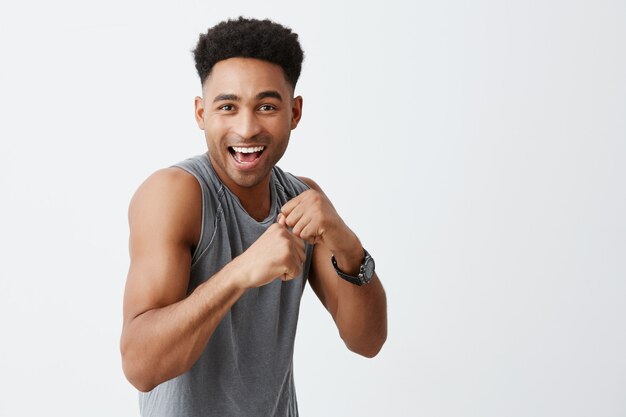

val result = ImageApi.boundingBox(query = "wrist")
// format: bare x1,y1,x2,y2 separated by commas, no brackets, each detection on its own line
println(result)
226,255,254,291
331,234,363,277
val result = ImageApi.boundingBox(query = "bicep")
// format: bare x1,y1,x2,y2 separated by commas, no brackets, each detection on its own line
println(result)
122,169,201,324
123,236,191,324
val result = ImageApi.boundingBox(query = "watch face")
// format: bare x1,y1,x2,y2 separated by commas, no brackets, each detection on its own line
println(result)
363,257,375,281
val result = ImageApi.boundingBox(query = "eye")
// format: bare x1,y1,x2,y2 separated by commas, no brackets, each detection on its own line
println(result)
219,104,235,111
258,104,276,112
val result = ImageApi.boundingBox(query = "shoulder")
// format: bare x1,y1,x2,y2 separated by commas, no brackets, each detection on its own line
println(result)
130,168,200,213
297,176,331,201
129,167,201,247
297,176,323,193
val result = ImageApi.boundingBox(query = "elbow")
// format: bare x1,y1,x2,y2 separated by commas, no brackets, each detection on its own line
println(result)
123,365,158,393
134,380,158,393
343,329,387,359
120,339,158,393
122,353,158,393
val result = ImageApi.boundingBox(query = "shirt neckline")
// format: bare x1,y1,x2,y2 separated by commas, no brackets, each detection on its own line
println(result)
202,153,278,225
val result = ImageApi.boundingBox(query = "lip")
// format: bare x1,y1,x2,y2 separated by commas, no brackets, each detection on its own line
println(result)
228,146,266,171
229,144,265,149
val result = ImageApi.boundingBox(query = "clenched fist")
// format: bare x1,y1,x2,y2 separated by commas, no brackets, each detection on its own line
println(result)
234,222,306,289
279,189,359,255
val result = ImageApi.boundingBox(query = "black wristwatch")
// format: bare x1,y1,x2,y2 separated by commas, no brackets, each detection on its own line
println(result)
331,249,375,286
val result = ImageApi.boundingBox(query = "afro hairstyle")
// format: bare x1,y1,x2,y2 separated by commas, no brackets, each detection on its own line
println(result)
192,17,304,89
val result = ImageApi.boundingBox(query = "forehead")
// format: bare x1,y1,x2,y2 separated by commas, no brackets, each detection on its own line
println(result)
203,58,292,97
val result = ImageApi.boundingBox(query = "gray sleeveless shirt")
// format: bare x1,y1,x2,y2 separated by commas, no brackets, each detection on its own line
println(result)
139,153,312,417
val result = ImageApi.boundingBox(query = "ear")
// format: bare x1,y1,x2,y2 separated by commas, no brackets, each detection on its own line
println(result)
194,96,205,129
290,96,303,130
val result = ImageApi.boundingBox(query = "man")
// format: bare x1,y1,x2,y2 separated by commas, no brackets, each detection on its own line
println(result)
120,17,387,417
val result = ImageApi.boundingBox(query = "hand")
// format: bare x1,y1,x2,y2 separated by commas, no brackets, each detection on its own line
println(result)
234,222,306,289
279,189,358,255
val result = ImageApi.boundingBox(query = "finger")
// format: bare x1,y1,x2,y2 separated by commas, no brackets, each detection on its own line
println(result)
287,226,307,250
281,273,296,282
276,212,287,226
293,213,319,243
283,264,301,281
299,221,322,244
291,213,309,238
280,193,305,217
289,223,304,245
283,203,306,229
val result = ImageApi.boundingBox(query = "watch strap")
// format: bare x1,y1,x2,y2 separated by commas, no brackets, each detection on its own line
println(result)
331,249,373,286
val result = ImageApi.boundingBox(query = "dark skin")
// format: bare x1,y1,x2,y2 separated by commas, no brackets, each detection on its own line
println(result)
120,58,387,392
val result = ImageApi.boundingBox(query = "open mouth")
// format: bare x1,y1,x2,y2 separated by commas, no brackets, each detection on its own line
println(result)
228,145,265,164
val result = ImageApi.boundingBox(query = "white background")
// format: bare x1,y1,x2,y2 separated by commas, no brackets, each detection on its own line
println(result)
1,1,625,416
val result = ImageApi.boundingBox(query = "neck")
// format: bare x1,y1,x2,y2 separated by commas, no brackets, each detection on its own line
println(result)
231,177,272,222
207,155,273,222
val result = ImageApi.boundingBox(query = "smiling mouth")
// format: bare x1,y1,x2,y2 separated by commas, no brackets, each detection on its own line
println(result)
228,145,265,164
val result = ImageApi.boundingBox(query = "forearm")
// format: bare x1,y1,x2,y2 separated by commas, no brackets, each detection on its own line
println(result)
332,246,388,358
281,179,388,357
121,262,246,392
334,274,387,357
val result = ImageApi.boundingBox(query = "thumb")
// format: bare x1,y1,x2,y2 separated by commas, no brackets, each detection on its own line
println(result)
277,212,287,226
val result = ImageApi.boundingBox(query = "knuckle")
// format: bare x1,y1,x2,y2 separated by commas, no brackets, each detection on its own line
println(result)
311,191,323,203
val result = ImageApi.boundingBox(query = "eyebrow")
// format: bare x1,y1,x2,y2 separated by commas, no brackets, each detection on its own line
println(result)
213,93,240,103
255,90,283,101
212,91,284,103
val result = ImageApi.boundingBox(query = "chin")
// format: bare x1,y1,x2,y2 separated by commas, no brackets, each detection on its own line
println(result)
229,169,270,189
208,150,276,191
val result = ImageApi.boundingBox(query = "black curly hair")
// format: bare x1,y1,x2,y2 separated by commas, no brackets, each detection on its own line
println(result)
193,17,304,89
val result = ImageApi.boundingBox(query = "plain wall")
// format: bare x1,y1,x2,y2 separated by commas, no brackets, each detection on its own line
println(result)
1,1,624,416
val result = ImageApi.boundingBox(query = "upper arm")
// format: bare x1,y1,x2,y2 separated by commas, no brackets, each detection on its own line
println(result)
122,168,202,326
298,176,323,194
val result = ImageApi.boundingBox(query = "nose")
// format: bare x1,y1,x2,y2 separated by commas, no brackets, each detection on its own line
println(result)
231,109,262,140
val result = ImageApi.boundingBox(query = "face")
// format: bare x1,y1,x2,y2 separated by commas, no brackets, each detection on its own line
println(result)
194,57,302,196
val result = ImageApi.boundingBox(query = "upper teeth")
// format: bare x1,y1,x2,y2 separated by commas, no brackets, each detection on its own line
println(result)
232,146,264,153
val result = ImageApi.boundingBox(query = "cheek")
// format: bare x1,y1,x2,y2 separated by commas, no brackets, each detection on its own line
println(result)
204,118,228,140
268,116,292,135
